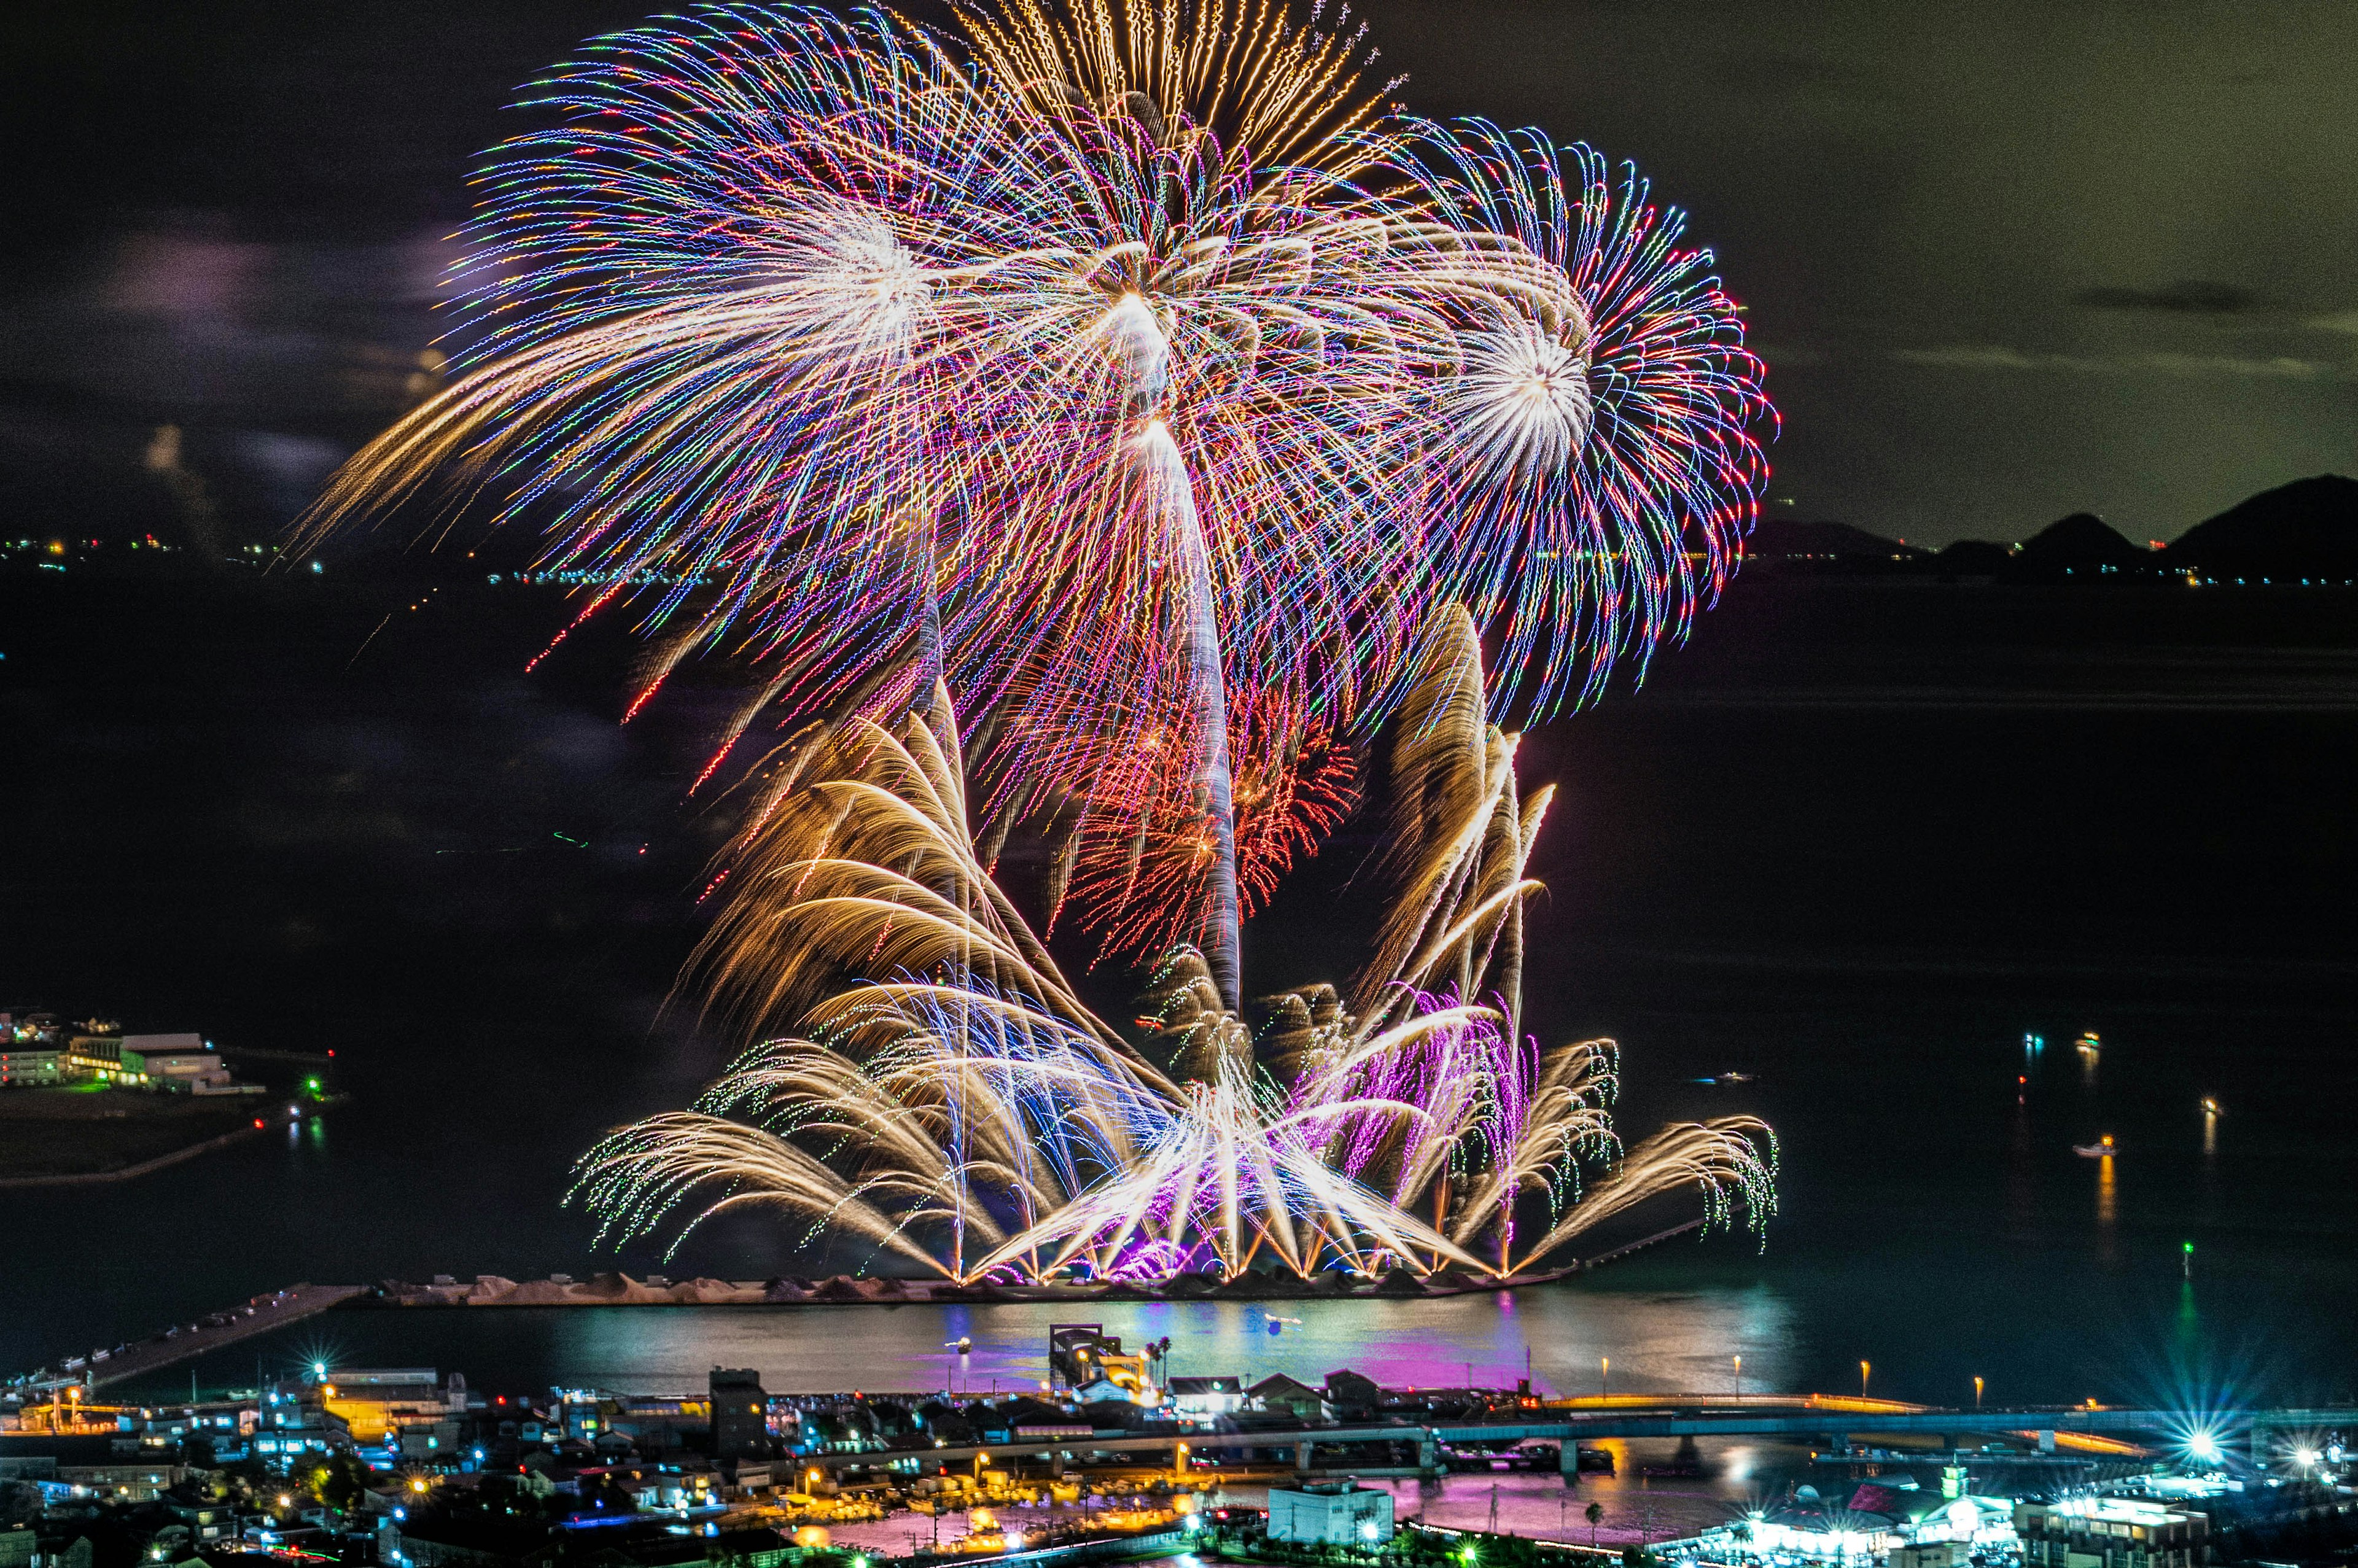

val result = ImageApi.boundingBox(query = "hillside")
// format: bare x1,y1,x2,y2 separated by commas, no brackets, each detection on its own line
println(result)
2164,475,2358,580
2008,512,2150,579
1743,517,1927,562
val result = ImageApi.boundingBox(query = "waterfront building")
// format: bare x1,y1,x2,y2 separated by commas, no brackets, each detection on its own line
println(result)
319,1369,465,1443
1166,1377,1243,1419
2013,1496,2211,1568
1267,1481,1395,1546
1047,1325,1154,1399
1248,1374,1329,1421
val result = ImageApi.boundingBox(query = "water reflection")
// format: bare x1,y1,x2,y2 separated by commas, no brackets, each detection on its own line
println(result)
131,1288,1799,1404
569,1290,1799,1399
2095,1154,2118,1268
2004,1085,2035,1241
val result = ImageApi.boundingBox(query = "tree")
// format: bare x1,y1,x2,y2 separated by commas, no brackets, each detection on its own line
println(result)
1586,1504,1604,1549
304,1454,371,1515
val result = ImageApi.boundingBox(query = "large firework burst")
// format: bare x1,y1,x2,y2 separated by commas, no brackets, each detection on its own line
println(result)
301,0,1770,996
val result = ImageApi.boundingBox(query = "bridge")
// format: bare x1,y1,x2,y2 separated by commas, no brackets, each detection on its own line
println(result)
800,1397,2357,1480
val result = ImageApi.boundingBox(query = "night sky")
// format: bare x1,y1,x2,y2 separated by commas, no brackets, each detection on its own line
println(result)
7,0,2353,547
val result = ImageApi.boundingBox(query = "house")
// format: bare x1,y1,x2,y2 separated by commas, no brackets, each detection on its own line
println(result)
1323,1369,1383,1418
1247,1374,1327,1421
1165,1377,1243,1418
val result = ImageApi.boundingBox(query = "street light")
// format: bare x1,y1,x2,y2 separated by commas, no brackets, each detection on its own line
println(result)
1600,1358,1609,1399
1859,1361,1871,1399
1973,1377,1983,1409
1733,1356,1742,1397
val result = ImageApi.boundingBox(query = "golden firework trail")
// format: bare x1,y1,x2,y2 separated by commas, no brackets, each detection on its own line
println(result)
572,611,1774,1281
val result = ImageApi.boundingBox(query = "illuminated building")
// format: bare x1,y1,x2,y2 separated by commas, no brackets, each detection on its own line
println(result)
0,1046,63,1087
314,1368,465,1443
2012,1496,2211,1568
1167,1378,1245,1419
1267,1481,1394,1546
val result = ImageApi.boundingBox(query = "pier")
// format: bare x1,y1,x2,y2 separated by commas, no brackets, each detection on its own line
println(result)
34,1283,365,1392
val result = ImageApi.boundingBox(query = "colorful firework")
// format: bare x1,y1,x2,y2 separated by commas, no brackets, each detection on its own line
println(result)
300,0,1772,994
572,611,1775,1281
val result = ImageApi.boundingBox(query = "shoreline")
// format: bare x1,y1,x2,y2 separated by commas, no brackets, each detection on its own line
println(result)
0,1119,271,1190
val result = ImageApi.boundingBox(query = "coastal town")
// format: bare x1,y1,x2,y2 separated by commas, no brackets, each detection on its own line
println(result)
4,1315,2351,1568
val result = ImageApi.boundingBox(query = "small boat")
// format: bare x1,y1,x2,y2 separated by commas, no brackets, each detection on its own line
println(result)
2076,1032,2101,1054
2073,1135,2118,1158
2201,1098,2222,1116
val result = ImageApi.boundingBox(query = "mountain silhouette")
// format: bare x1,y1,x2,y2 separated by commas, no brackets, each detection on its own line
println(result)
2164,475,2358,581
1744,518,1926,561
2007,512,2149,579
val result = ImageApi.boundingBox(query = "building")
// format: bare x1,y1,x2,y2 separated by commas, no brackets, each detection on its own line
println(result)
55,1464,187,1502
710,1369,769,1460
119,1034,259,1095
1891,1545,1967,1568
0,1047,63,1087
1166,1377,1243,1419
2012,1497,2212,1568
1248,1374,1328,1421
1267,1482,1395,1546
1046,1325,1153,1398
319,1369,463,1443
61,1036,127,1081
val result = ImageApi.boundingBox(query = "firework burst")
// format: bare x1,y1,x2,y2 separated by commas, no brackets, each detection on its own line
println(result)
572,611,1774,1281
300,0,1770,989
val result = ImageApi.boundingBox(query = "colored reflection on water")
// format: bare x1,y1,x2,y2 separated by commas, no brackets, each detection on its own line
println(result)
125,1286,1799,1405
538,1286,1793,1397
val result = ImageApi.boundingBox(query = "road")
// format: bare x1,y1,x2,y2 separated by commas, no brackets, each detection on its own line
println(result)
802,1397,2358,1477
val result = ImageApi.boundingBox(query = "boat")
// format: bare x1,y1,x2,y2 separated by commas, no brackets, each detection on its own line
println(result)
2076,1032,2101,1054
2073,1135,2118,1158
